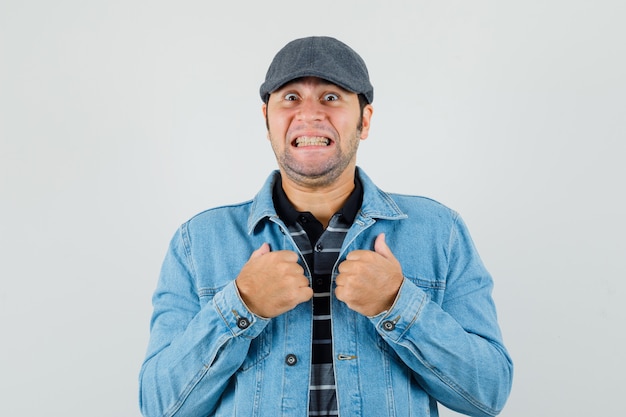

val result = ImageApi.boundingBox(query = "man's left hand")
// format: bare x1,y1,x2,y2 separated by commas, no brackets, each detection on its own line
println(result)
335,233,404,317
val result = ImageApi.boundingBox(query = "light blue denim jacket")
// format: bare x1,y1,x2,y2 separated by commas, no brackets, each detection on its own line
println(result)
139,168,513,417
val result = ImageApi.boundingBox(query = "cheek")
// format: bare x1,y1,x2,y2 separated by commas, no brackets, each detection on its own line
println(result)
266,111,289,133
337,115,361,136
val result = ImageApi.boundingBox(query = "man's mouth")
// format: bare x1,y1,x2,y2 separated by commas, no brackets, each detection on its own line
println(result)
294,136,331,147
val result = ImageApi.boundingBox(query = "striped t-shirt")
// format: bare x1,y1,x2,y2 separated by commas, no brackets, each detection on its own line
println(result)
273,176,362,417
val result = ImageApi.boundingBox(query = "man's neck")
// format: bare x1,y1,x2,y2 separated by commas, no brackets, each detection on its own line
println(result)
280,170,356,229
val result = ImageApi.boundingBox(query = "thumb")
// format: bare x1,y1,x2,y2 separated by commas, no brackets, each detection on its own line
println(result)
374,233,394,259
250,242,270,259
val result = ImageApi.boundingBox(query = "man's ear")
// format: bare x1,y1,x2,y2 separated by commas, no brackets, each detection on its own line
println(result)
360,104,373,140
262,103,270,138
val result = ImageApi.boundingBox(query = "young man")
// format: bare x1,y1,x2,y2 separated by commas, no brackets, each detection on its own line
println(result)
139,36,513,417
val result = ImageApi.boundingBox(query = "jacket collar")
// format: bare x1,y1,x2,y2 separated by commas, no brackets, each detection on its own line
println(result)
247,167,407,235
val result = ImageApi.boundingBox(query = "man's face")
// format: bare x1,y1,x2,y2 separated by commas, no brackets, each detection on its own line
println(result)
262,77,373,188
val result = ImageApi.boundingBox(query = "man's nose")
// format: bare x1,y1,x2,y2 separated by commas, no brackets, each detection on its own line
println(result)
296,98,325,121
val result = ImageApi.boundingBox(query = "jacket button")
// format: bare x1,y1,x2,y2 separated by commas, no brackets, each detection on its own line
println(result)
285,354,298,366
382,320,395,331
237,317,250,329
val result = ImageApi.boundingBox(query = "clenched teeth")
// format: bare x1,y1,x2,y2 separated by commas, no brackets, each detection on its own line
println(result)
295,136,330,147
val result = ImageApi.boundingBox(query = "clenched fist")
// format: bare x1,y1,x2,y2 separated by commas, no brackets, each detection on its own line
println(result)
335,233,404,317
236,243,313,318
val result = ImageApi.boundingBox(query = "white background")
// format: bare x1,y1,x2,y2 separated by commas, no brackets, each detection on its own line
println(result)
1,1,624,416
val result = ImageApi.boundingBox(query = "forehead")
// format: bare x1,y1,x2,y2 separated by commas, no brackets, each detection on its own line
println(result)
273,76,352,93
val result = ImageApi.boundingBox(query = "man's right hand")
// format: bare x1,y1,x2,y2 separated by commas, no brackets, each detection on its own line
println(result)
235,243,313,318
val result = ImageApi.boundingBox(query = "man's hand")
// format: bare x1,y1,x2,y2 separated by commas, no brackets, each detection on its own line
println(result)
236,243,313,318
335,234,404,317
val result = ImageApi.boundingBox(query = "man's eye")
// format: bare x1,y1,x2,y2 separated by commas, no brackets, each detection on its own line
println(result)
323,93,339,101
284,93,298,101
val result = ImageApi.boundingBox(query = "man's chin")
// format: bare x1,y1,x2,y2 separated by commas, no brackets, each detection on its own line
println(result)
281,166,348,188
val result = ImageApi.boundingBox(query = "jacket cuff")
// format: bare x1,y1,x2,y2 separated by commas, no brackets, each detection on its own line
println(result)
370,279,428,342
213,281,270,339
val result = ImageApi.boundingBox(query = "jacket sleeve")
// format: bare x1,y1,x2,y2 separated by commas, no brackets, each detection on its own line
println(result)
370,214,513,417
138,227,269,417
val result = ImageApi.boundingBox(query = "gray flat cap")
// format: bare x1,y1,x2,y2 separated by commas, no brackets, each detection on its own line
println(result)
259,36,374,104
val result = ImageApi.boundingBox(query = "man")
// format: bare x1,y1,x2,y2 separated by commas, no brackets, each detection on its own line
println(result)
139,36,513,417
